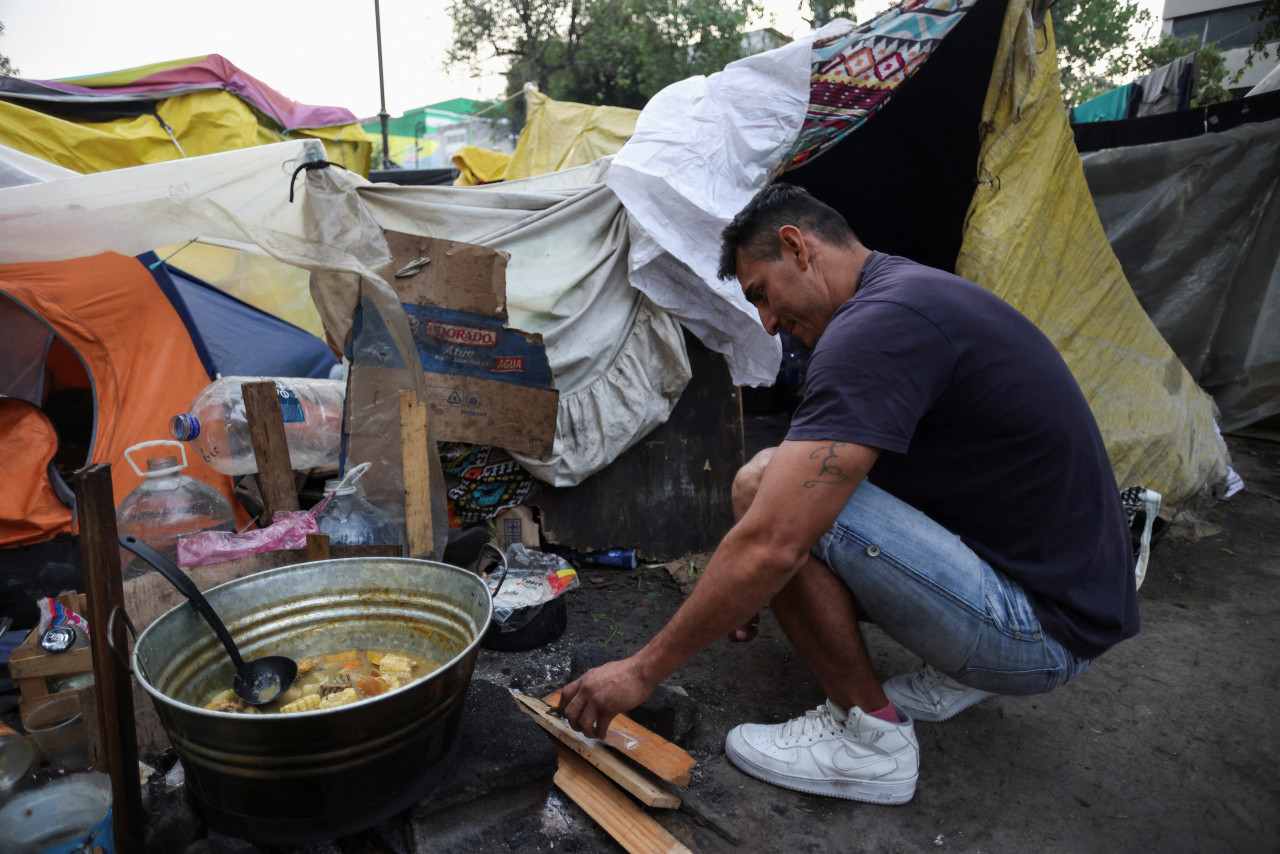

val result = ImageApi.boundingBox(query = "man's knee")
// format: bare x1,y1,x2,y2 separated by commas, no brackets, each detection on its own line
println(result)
732,447,776,520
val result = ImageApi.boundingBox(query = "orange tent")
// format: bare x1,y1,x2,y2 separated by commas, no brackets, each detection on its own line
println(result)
0,253,248,549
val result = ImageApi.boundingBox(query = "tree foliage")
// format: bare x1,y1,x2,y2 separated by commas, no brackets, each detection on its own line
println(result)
1139,34,1231,107
448,0,760,111
1,23,19,78
1053,0,1153,106
1235,0,1280,83
804,0,862,28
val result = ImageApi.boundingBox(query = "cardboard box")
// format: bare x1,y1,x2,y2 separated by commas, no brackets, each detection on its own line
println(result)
496,504,540,551
381,232,559,457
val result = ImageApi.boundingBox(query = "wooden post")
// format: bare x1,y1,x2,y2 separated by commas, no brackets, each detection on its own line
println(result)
399,389,435,559
306,532,331,561
75,463,145,854
242,380,300,520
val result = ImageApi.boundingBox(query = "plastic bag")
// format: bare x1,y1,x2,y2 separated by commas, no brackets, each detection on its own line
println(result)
36,598,90,638
176,466,370,566
488,544,580,629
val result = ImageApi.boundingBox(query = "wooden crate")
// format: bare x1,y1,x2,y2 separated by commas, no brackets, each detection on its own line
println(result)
8,589,104,766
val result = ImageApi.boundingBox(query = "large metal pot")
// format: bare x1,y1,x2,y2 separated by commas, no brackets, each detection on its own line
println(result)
129,557,492,844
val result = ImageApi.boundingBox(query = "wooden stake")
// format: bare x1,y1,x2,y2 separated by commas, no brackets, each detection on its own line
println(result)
553,745,693,854
75,463,145,854
399,389,434,559
512,692,679,809
544,690,696,786
242,380,300,519
306,532,331,561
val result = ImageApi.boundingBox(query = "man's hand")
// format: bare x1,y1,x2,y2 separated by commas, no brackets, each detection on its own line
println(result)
727,612,761,643
557,656,655,739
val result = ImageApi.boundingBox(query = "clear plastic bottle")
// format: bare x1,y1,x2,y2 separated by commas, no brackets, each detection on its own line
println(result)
115,441,237,571
315,464,399,546
170,376,345,476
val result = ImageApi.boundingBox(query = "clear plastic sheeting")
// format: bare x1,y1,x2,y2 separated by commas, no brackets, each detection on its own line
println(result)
604,21,851,387
336,159,692,487
0,143,78,189
1081,117,1280,433
0,141,322,263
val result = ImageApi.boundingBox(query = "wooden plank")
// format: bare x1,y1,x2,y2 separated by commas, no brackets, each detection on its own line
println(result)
306,533,331,562
76,463,144,854
8,646,93,680
242,380,300,519
553,745,692,854
512,692,680,809
77,683,106,769
544,690,696,786
399,389,435,559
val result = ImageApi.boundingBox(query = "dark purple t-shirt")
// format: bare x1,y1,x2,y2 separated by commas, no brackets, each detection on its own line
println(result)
787,253,1138,659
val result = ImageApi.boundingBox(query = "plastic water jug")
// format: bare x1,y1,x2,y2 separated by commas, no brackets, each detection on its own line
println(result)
170,376,345,476
315,463,399,546
115,441,236,571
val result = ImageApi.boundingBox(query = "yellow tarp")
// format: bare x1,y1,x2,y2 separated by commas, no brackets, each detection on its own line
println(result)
956,0,1228,507
502,89,639,181
0,90,370,176
452,145,513,185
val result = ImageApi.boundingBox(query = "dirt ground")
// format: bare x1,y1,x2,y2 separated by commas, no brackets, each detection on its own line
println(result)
442,430,1280,854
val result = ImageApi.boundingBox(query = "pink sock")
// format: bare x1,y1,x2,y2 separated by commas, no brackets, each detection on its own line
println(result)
867,702,899,723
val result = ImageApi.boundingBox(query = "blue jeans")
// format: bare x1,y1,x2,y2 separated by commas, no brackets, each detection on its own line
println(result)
812,481,1091,696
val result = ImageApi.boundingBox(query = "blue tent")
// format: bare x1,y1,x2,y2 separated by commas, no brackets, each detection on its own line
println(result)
153,256,338,381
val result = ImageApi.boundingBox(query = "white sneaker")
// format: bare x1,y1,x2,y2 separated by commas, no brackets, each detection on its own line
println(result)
882,664,995,722
724,699,918,805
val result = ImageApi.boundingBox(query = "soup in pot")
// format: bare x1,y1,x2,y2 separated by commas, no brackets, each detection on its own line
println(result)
202,648,440,715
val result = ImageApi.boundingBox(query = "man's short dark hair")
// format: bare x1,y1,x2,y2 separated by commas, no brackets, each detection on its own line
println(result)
717,183,858,281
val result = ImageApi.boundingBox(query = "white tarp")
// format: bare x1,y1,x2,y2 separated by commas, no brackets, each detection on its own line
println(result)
321,160,693,486
606,19,853,387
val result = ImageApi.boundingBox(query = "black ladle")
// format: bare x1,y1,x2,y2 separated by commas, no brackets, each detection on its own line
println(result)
119,535,297,706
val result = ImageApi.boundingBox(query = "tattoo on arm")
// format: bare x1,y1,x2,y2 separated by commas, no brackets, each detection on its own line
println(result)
804,442,849,488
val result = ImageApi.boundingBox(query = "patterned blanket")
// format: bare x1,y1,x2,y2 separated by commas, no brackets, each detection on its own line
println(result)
785,0,979,171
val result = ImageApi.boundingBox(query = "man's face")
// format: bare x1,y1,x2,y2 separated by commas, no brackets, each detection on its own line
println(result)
736,246,832,348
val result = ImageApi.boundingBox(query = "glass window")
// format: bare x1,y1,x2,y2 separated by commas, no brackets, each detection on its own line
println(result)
1171,14,1208,44
1206,3,1268,50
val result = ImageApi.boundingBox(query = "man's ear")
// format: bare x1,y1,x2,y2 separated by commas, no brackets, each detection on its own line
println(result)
779,225,810,270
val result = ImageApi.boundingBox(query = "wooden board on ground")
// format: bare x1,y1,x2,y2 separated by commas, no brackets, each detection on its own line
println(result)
553,744,693,854
512,692,679,809
544,689,696,786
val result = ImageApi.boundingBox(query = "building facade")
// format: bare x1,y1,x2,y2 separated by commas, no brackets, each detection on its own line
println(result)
1162,0,1279,93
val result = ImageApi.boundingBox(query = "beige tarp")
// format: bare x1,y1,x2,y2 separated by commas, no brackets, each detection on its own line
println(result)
955,0,1228,506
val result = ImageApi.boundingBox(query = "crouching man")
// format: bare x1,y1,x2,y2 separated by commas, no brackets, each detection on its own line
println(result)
558,183,1138,804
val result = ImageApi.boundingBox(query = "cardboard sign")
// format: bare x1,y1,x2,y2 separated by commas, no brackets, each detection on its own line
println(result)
384,232,559,457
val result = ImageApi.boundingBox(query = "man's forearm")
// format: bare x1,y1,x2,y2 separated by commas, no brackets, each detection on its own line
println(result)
631,526,805,687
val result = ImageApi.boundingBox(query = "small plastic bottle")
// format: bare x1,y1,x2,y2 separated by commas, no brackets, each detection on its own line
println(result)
115,441,237,571
170,376,345,476
315,464,399,546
